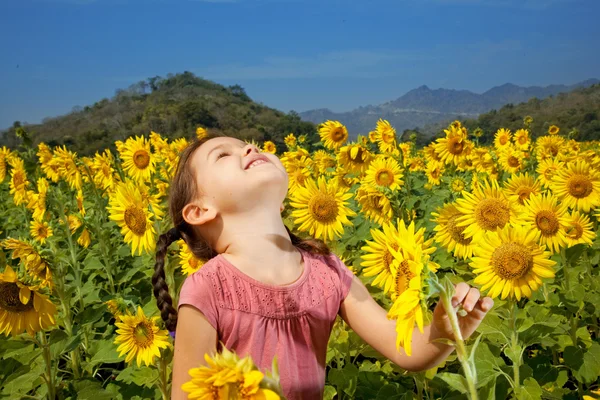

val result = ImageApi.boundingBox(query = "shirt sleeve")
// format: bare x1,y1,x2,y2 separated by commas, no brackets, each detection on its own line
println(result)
326,253,356,302
177,271,219,330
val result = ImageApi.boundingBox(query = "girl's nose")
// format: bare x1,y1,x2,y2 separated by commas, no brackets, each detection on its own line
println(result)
243,143,259,156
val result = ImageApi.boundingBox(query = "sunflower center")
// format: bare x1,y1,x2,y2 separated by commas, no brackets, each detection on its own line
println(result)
133,150,150,169
499,136,508,145
383,243,399,271
294,171,306,186
475,198,510,231
448,137,464,154
381,129,395,143
430,168,441,179
491,242,533,280
451,179,465,192
566,223,584,240
351,148,365,162
332,128,346,142
517,187,533,204
375,169,394,186
507,156,520,168
567,174,593,199
13,171,25,187
518,136,527,144
0,282,34,312
133,321,154,348
37,225,49,238
535,210,559,236
124,206,148,236
189,257,199,270
394,260,414,297
308,193,339,224
447,214,472,245
549,146,559,157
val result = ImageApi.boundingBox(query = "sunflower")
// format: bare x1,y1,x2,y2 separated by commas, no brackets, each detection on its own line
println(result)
408,157,426,173
182,347,281,400
1,239,53,289
548,125,560,135
178,240,205,276
284,133,297,149
399,142,413,163
423,143,442,164
386,246,426,357
108,180,156,255
37,145,61,183
9,157,29,206
26,178,49,222
503,173,542,206
523,193,568,254
312,150,336,174
375,119,398,154
196,126,208,140
565,211,595,247
286,164,312,192
364,156,403,191
30,220,53,245
337,143,372,174
76,189,86,216
513,129,530,151
435,125,471,166
361,223,402,294
431,203,474,260
536,135,565,162
333,167,359,190
114,306,171,367
523,116,533,127
472,128,484,138
92,149,116,191
450,177,467,194
498,146,524,174
120,136,156,182
280,148,313,171
0,147,11,183
469,147,494,174
425,162,443,186
262,141,277,154
550,160,600,212
470,224,556,300
289,176,356,242
319,120,348,151
355,184,393,226
455,179,521,244
53,146,82,190
494,128,512,151
536,158,564,188
0,266,56,336
298,134,306,144
105,298,128,321
78,229,91,248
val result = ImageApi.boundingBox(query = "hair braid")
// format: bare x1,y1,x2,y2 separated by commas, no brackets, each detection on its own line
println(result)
152,227,181,333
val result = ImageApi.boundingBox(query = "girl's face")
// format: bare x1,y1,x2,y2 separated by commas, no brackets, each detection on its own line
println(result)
189,137,288,214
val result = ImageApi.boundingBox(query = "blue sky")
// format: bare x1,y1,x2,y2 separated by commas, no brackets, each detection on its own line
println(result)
0,0,598,129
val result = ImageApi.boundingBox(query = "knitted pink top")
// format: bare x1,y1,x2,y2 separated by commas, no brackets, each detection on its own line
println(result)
177,248,355,400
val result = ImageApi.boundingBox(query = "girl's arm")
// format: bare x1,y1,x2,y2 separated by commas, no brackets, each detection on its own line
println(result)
339,275,492,372
171,305,218,400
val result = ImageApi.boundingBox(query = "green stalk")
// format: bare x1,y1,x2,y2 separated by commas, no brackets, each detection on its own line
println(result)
509,301,521,398
439,289,479,400
157,357,169,400
39,332,56,400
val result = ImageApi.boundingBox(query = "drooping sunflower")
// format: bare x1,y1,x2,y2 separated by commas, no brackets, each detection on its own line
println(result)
431,203,474,260
178,240,206,276
1,239,53,288
493,128,512,151
114,306,171,367
355,184,393,226
535,135,565,162
548,125,560,135
337,143,372,174
536,158,564,188
565,211,595,247
120,136,156,182
318,120,348,151
503,173,542,206
455,179,522,244
375,119,398,154
550,160,600,212
0,265,56,336
498,146,524,174
53,146,82,190
108,180,156,255
78,229,91,248
470,224,556,300
425,162,443,186
9,157,29,206
434,125,471,166
30,220,53,245
523,193,568,254
361,223,402,294
92,149,116,191
262,141,277,154
364,156,403,191
513,129,530,151
408,156,426,173
182,347,281,400
286,163,312,192
423,143,442,165
289,176,356,242
312,150,336,174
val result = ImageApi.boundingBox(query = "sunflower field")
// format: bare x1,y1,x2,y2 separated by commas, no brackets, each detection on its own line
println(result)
1,118,600,400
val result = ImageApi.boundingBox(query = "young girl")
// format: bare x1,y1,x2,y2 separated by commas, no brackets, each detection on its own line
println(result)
152,135,494,400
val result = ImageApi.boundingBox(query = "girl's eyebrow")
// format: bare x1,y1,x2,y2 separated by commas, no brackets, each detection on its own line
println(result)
206,142,246,160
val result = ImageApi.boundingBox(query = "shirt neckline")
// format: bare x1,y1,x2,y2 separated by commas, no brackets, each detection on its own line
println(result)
216,248,310,291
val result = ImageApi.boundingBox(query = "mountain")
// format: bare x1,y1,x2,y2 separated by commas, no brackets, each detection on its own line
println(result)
0,72,316,156
300,79,599,138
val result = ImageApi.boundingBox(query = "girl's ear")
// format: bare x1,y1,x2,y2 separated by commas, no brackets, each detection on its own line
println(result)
182,202,217,226
280,203,285,213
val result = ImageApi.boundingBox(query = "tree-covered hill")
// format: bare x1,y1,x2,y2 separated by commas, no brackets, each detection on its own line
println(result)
0,72,316,155
459,83,600,144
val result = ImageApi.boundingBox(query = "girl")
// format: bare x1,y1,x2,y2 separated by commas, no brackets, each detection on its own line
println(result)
152,135,494,400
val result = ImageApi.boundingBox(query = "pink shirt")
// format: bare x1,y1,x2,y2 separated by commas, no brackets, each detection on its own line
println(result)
177,248,355,400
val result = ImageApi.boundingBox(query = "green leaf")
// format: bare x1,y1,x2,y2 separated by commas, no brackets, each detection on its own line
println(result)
322,385,336,400
71,378,115,400
116,366,159,388
577,342,600,383
565,244,586,265
88,339,122,368
437,372,469,394
478,376,496,400
476,314,510,344
76,303,106,326
519,377,542,400
1,360,45,395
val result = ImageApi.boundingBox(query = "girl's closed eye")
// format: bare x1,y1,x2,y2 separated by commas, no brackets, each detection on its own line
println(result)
216,152,230,160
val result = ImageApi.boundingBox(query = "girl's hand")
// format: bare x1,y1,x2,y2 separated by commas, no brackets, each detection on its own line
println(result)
431,282,494,341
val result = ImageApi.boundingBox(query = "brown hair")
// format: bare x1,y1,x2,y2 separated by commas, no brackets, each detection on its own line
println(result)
152,135,330,332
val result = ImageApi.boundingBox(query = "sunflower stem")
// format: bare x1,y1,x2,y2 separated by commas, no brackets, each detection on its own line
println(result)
39,331,56,400
439,284,479,400
157,356,169,400
509,300,522,398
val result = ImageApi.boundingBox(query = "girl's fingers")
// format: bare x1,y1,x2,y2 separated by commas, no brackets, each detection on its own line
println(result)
452,282,470,307
462,288,481,312
464,297,494,320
